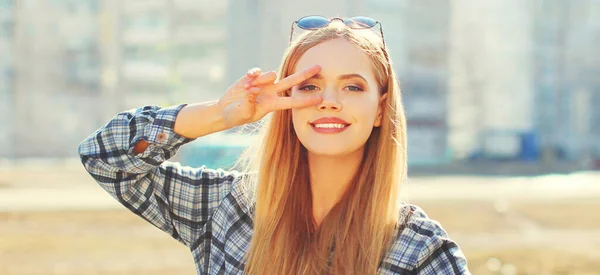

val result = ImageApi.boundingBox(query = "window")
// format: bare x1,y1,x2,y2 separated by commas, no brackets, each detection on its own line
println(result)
65,47,100,91
175,44,208,59
123,12,167,31
123,45,168,65
0,0,13,8
0,20,12,37
58,0,98,13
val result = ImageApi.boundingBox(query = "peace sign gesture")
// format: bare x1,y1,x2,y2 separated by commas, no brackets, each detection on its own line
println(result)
218,65,323,128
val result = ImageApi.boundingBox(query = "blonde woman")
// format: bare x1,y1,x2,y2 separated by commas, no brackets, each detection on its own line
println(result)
79,16,470,275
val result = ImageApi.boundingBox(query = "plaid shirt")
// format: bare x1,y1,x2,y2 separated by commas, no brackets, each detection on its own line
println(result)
78,104,470,275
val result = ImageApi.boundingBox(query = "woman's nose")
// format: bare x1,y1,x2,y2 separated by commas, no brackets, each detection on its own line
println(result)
317,89,342,111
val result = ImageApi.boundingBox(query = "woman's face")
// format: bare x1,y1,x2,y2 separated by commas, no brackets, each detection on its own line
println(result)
291,37,386,157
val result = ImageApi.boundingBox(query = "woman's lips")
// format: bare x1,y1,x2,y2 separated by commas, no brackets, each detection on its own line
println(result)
310,123,350,134
310,117,350,125
309,117,351,134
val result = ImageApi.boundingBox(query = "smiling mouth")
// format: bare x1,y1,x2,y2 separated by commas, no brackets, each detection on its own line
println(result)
309,123,350,133
310,123,349,129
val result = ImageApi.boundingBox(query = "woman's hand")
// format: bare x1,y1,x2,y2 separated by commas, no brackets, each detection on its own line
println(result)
217,65,323,128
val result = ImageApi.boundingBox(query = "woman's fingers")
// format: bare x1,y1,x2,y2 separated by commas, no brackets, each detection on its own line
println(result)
272,65,321,94
272,95,323,110
246,84,322,110
246,71,277,89
239,65,322,113
246,87,262,95
243,65,321,95
234,68,261,89
247,67,262,78
245,87,262,103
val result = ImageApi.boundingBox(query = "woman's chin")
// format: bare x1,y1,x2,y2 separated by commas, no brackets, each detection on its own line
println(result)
304,144,361,158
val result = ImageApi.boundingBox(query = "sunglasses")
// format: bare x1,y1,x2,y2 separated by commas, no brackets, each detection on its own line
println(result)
290,15,386,48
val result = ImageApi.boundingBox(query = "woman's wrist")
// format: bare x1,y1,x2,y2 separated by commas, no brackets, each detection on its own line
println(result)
174,101,229,139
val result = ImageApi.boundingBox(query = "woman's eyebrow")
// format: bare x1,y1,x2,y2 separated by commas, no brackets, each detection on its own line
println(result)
309,73,324,80
338,74,367,82
300,73,366,82
298,73,323,85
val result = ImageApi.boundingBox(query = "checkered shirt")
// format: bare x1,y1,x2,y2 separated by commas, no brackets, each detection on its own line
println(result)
78,104,470,274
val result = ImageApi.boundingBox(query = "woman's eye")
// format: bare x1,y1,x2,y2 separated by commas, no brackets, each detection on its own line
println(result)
299,84,319,91
346,85,364,92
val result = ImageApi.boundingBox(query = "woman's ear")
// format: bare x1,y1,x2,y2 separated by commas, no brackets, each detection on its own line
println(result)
374,93,388,127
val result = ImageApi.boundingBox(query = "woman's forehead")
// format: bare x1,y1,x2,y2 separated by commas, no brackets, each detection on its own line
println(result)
293,38,375,80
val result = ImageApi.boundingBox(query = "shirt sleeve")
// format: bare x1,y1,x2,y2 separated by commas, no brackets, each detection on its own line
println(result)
77,104,244,248
411,207,471,275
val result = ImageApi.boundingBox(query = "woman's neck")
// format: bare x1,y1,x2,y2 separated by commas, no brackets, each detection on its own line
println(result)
307,147,364,227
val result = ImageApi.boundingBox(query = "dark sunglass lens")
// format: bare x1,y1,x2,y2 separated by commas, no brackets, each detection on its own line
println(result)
345,16,376,29
297,16,330,29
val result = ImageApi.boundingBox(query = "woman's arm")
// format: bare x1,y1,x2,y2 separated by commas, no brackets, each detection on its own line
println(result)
78,104,242,248
132,100,227,154
78,65,322,248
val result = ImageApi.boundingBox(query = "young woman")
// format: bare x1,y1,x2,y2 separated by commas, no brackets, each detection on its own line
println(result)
79,16,470,274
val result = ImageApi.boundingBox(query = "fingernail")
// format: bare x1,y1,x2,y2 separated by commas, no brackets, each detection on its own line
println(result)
244,83,251,90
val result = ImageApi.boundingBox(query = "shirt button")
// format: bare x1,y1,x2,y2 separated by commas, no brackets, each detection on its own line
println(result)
156,132,167,142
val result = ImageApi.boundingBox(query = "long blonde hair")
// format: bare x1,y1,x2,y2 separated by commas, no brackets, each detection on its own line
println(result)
237,23,408,275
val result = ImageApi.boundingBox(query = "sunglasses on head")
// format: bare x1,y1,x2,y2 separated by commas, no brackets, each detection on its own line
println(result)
290,15,386,48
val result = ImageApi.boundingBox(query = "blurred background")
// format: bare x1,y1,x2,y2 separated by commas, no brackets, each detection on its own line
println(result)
0,0,599,274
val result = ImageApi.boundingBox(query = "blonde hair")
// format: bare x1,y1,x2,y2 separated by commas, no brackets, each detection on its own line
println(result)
237,22,408,275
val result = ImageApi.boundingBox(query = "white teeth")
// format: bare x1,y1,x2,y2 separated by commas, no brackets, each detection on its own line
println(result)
313,123,346,129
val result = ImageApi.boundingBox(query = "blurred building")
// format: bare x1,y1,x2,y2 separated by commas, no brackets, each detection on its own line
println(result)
534,0,600,162
0,0,597,165
7,0,101,158
116,0,228,108
0,1,14,157
448,0,536,160
0,0,228,158
366,0,451,165
448,0,600,163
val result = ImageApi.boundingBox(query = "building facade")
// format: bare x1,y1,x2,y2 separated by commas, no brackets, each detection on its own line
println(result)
0,1,14,157
0,0,228,158
0,0,597,164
